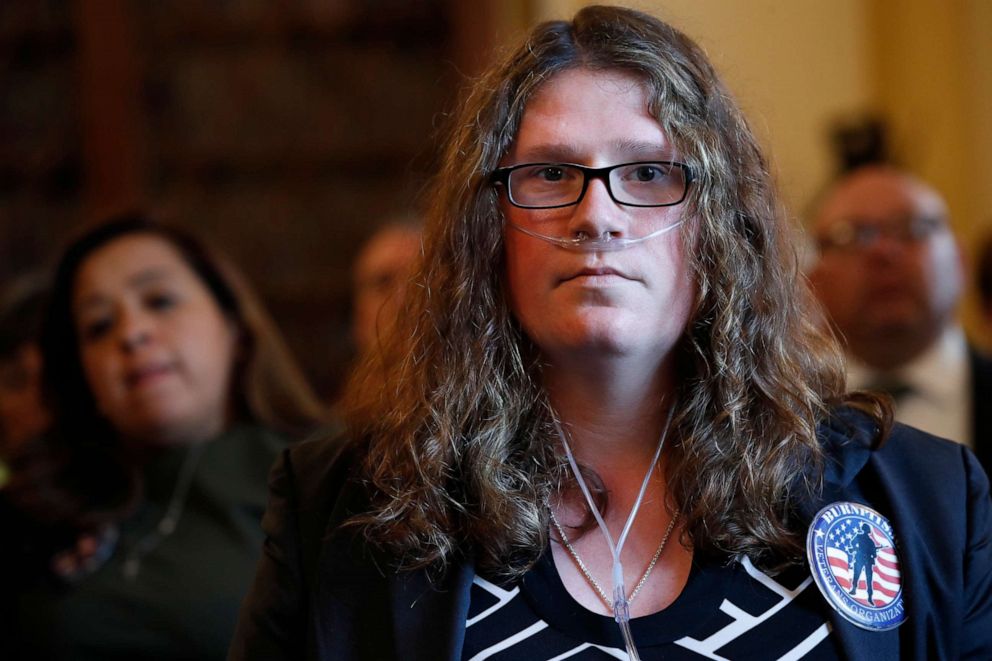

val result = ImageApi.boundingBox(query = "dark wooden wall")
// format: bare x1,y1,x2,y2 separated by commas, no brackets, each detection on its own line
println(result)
1,0,500,399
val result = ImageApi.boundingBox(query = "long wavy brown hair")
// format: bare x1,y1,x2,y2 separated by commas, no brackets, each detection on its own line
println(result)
343,5,872,579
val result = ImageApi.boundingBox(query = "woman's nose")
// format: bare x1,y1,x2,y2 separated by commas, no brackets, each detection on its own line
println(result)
117,309,153,351
567,177,627,239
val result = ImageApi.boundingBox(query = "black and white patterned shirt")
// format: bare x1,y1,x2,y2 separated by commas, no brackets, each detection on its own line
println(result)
462,549,841,660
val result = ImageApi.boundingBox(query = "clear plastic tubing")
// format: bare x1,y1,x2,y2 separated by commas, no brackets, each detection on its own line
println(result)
554,404,675,660
508,219,684,252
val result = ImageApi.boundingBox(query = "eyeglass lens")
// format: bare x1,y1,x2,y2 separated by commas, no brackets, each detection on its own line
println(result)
507,162,688,208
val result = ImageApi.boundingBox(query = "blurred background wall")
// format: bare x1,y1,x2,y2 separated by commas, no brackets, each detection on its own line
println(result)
0,0,522,398
2,0,990,400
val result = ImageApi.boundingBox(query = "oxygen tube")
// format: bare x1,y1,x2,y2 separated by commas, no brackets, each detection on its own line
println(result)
509,219,684,252
554,404,675,660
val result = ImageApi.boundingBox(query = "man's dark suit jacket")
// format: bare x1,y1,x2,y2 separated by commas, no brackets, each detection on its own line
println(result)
969,348,992,474
229,408,992,660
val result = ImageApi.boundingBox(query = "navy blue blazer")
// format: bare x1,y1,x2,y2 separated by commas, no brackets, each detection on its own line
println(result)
229,408,992,660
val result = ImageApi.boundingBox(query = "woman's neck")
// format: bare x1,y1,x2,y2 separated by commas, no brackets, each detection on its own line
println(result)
543,356,675,473
543,355,688,619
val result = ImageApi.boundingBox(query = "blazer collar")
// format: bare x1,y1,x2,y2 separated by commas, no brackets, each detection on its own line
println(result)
816,405,876,495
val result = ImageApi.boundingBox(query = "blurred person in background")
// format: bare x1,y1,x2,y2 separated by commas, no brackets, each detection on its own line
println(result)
0,274,52,483
809,165,992,472
350,218,422,357
231,7,991,660
1,213,325,660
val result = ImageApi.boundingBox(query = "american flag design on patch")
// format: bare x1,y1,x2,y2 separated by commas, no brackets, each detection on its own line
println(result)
807,502,907,631
826,519,901,607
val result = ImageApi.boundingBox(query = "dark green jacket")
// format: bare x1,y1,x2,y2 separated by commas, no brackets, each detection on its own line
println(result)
5,424,286,661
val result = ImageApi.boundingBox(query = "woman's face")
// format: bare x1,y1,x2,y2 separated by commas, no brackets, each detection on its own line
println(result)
72,234,239,446
500,68,696,372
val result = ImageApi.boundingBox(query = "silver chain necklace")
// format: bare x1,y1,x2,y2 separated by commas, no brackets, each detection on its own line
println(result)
122,442,204,580
549,507,679,610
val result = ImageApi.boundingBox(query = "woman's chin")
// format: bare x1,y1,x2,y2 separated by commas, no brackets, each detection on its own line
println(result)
120,414,217,448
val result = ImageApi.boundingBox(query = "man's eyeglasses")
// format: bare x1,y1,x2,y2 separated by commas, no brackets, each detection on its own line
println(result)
817,215,946,253
490,161,693,209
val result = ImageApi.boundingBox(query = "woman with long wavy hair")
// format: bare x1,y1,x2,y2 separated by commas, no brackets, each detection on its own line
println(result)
232,6,992,660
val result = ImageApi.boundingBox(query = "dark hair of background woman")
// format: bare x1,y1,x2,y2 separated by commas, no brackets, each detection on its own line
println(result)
10,212,326,530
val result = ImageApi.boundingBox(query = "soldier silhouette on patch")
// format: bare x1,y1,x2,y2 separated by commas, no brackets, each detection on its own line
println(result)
848,523,880,605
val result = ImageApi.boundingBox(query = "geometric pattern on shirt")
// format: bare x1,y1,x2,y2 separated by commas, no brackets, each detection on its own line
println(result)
674,558,832,660
462,556,836,660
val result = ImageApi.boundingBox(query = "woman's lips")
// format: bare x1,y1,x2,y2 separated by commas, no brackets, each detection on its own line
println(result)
125,363,176,389
562,266,632,283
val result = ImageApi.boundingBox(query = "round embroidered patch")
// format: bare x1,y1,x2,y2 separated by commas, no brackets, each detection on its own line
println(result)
806,502,906,631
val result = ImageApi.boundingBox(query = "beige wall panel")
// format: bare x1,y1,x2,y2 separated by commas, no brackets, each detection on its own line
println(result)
962,0,992,238
871,0,992,339
968,0,992,340
870,0,969,226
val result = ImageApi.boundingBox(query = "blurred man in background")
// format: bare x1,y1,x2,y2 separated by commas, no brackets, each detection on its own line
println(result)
351,220,422,356
809,165,991,471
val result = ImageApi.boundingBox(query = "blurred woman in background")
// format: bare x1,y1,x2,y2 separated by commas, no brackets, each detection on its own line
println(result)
2,213,325,660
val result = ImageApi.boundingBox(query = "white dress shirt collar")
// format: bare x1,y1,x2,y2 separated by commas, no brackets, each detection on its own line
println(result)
846,326,971,447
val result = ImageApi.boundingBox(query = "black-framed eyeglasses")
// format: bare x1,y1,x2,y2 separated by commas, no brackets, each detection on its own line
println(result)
817,215,946,253
490,161,694,209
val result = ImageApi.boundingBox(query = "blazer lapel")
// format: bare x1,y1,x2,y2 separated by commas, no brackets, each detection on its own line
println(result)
390,559,474,661
801,410,901,660
310,473,474,661
313,533,473,661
